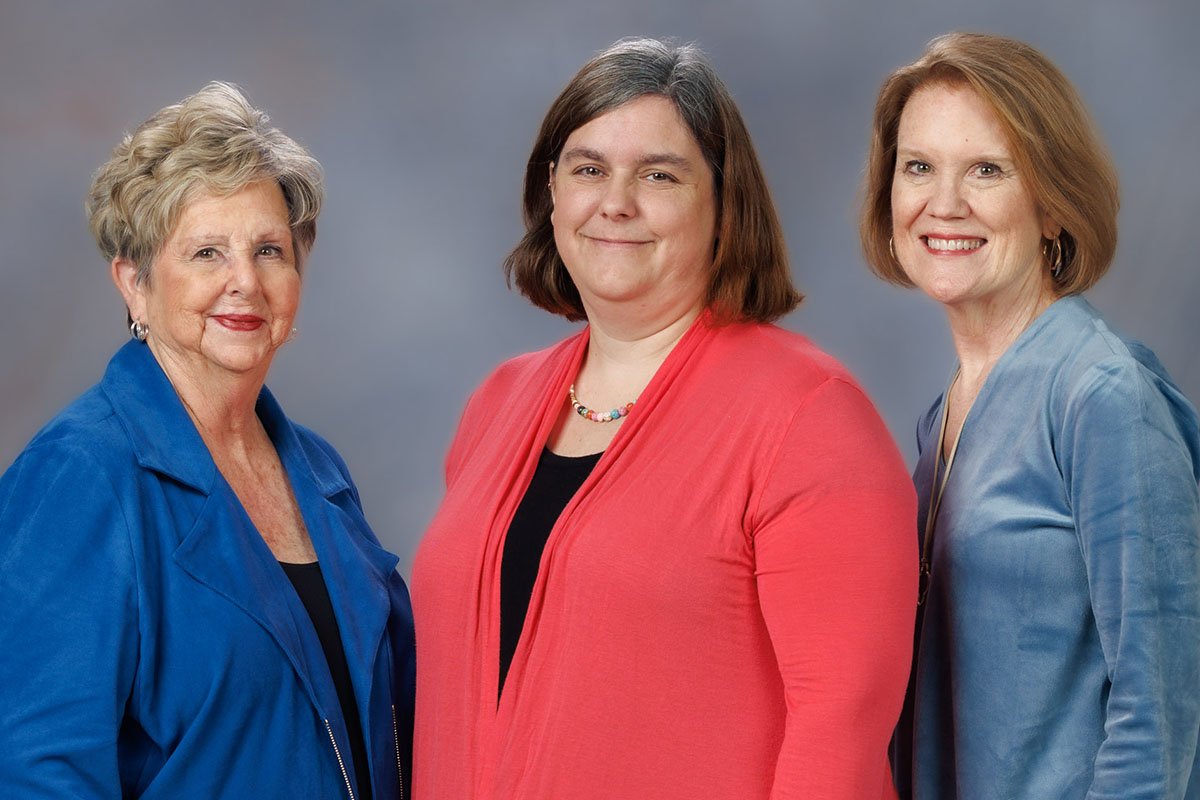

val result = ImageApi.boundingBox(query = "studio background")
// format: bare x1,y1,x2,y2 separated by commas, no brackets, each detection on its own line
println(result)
3,0,1197,575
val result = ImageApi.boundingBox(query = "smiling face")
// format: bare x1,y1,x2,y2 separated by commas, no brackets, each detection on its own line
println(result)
549,94,718,325
114,180,300,388
891,82,1059,315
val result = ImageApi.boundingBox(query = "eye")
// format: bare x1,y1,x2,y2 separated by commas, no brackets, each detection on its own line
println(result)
975,162,1002,178
646,171,677,183
573,166,603,178
193,247,217,260
904,160,932,175
257,244,284,257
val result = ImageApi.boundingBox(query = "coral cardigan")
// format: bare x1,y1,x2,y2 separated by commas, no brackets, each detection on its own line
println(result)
412,315,917,799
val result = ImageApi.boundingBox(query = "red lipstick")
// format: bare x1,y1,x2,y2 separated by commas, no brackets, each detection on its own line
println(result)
212,314,264,332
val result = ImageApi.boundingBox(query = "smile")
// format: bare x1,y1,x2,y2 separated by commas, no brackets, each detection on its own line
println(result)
212,314,265,332
584,235,651,247
924,236,985,252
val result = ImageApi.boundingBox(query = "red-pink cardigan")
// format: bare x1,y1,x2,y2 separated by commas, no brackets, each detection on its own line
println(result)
412,314,917,799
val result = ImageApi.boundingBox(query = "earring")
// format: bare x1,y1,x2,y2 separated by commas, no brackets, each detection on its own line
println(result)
1044,237,1064,278
889,236,896,261
285,327,298,344
130,319,149,342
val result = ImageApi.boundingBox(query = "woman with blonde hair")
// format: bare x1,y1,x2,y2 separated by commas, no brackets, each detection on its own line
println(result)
0,82,414,799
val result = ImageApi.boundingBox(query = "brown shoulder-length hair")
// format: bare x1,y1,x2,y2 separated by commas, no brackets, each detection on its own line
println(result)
504,37,799,323
860,32,1119,295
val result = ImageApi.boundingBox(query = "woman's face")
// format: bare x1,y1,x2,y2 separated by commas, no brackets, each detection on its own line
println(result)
891,82,1058,313
550,94,718,323
118,180,300,385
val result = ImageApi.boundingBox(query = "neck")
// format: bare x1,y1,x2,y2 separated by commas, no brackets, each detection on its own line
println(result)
945,279,1057,388
575,301,704,401
149,342,267,451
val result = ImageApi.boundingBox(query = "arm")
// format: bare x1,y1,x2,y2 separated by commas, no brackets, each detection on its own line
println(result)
1062,362,1200,800
0,445,139,798
752,379,918,800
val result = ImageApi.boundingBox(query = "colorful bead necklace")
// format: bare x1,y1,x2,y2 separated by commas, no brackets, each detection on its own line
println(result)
568,384,634,423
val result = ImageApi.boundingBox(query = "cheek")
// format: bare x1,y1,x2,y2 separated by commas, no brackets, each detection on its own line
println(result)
270,273,302,315
890,185,917,227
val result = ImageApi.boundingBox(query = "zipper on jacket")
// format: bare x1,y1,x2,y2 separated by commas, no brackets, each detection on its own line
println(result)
324,718,357,800
392,704,405,800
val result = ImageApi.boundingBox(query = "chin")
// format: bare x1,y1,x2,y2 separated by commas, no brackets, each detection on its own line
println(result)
202,347,274,377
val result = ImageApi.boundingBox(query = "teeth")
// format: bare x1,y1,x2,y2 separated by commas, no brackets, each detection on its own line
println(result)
926,237,984,251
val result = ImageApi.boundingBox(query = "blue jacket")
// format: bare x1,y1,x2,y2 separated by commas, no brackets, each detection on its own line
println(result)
896,296,1200,799
0,341,415,799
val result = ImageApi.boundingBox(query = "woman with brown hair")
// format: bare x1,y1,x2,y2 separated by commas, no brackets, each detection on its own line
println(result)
861,32,1200,799
412,37,917,799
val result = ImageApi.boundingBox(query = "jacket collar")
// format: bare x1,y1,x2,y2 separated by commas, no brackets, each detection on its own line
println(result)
100,340,352,501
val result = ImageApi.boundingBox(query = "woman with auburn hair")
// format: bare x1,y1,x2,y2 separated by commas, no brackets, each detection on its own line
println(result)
0,83,414,799
861,32,1200,799
412,37,916,799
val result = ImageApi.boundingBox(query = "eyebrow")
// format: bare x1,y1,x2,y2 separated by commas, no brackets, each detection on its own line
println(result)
558,146,697,172
895,146,1014,163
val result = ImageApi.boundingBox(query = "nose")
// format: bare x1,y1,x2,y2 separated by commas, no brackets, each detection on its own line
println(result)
926,175,969,219
226,250,261,295
598,177,636,220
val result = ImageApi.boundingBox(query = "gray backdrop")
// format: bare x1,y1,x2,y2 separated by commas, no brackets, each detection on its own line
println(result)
3,0,1197,575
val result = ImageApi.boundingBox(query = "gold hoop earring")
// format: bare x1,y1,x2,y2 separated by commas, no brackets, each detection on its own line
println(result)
889,236,896,261
1044,237,1064,278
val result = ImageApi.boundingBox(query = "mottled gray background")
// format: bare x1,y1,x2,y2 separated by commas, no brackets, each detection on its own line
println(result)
3,0,1197,575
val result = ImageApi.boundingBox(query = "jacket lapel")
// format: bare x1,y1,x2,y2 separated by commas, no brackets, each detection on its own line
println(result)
100,342,354,724
259,386,399,736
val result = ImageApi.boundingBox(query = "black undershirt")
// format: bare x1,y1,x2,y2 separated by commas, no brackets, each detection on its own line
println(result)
499,447,603,699
280,561,374,800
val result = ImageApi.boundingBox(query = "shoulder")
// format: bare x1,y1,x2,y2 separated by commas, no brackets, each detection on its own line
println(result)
456,333,582,437
469,334,583,407
1045,299,1200,469
703,321,869,400
0,390,136,546
1051,300,1193,416
9,384,130,476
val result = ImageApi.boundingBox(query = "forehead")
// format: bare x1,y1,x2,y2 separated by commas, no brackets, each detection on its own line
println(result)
561,95,705,161
897,82,1012,154
176,180,289,225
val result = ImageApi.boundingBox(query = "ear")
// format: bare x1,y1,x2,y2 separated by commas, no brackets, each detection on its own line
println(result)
1041,212,1062,241
111,257,148,323
547,161,557,207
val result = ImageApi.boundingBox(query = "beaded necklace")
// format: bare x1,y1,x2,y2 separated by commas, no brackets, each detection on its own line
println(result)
568,384,634,423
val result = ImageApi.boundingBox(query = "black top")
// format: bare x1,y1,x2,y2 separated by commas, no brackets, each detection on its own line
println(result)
280,561,374,800
499,447,603,698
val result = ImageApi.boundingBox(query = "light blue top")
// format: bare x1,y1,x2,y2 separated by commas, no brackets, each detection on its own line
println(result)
0,340,415,798
897,296,1200,799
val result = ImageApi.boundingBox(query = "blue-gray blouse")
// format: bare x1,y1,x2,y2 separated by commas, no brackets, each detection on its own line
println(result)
897,296,1200,799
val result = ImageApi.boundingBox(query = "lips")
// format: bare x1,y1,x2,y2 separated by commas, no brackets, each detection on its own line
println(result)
583,234,652,247
211,314,264,332
923,235,985,252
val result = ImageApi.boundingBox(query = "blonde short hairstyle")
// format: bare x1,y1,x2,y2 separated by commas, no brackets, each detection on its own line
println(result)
87,81,324,285
860,32,1119,295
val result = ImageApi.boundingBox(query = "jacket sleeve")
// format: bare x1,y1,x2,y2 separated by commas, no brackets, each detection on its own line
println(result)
1061,360,1200,800
0,444,139,798
751,378,918,800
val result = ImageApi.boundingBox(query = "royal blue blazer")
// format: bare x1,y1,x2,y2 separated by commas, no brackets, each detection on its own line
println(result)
0,340,415,799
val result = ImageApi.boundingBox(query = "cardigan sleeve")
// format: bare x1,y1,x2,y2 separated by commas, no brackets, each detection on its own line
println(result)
751,377,918,800
1061,359,1200,800
0,444,139,798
